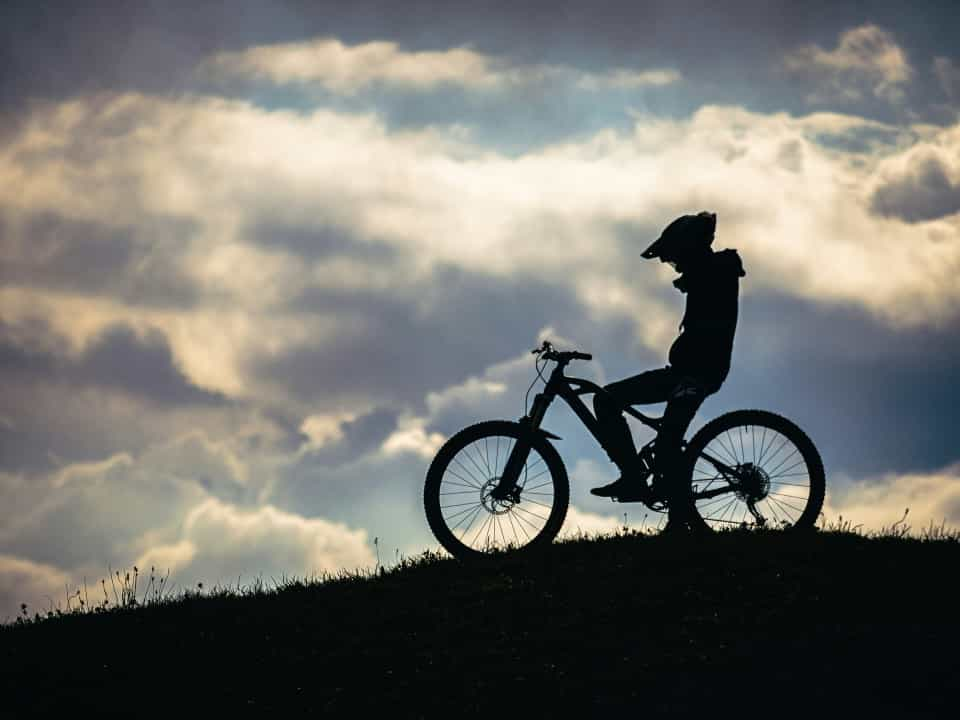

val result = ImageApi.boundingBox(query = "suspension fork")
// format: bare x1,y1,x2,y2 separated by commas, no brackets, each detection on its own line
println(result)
490,391,554,501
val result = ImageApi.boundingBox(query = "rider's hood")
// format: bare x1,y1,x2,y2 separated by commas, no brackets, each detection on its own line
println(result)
673,249,745,293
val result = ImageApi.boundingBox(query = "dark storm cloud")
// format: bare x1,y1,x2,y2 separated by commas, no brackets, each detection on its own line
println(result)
262,263,642,413
263,267,577,408
718,292,960,479
4,0,959,129
249,219,398,262
277,446,430,540
0,211,200,308
298,408,398,467
870,154,960,222
934,57,960,101
0,321,227,472
0,322,224,407
808,123,905,154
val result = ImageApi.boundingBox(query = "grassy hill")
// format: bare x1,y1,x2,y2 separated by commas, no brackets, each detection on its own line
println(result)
2,528,958,717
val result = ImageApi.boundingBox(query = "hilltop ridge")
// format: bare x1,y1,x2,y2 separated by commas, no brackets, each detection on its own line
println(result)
2,529,958,717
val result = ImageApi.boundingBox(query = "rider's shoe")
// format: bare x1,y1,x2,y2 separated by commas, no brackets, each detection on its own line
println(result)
590,474,650,502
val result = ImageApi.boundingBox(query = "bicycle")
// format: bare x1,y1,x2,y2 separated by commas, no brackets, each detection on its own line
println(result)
424,340,825,560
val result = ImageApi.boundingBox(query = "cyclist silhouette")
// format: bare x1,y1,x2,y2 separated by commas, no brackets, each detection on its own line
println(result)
590,211,746,508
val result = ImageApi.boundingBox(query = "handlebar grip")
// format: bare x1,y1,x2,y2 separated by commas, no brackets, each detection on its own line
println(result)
573,351,592,361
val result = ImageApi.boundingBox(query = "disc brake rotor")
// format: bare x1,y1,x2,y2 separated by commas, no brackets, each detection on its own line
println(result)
480,477,517,514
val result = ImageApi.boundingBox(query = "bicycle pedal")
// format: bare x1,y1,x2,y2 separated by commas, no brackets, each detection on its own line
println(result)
613,491,651,503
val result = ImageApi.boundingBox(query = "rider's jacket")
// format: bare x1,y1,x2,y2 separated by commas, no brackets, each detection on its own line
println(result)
667,249,745,390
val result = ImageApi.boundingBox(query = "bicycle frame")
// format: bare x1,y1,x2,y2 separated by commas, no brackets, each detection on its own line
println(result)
494,357,744,504
529,362,662,447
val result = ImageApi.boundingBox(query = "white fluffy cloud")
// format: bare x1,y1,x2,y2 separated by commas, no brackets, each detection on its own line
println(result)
824,464,960,532
785,24,912,103
204,36,680,94
0,430,374,616
3,34,960,621
0,555,72,621
870,124,960,222
136,498,375,584
3,90,958,386
559,505,626,538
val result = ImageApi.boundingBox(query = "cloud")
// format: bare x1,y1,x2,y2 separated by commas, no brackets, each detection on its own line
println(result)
0,554,72,620
934,57,960,102
7,91,960,349
203,36,680,95
382,417,446,459
559,505,625,538
871,152,960,222
867,122,960,223
0,432,375,615
135,498,375,584
785,24,912,103
3,44,960,623
824,464,960,531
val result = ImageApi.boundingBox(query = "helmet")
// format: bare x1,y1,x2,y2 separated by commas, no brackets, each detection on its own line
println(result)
641,211,717,261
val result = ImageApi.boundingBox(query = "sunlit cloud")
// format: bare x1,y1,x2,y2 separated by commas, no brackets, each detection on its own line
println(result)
824,464,960,532
785,24,912,103
203,36,681,95
0,555,71,620
2,19,959,621
381,417,446,459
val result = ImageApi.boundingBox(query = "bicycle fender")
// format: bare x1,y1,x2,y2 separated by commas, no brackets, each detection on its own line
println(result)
517,416,561,441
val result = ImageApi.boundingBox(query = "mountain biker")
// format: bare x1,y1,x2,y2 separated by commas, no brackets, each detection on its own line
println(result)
590,211,745,519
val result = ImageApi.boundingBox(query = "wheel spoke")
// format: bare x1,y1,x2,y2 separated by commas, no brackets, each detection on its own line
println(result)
756,426,769,465
523,479,554,492
513,504,547,523
442,476,481,491
453,505,484,535
444,504,482,523
511,506,544,533
463,444,490,482
756,431,783,466
768,491,808,501
426,425,574,557
765,447,800,477
712,434,740,465
440,500,481,509
522,497,554,510
763,496,784,525
451,458,483,487
724,430,742,464
759,434,790,469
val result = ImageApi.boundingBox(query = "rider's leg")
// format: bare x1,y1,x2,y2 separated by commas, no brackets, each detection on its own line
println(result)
593,368,678,473
654,380,710,520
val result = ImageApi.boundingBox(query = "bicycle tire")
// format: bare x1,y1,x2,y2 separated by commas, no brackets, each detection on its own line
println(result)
680,409,825,531
424,420,569,560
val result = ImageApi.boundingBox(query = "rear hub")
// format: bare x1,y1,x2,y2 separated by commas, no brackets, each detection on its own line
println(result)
735,462,771,502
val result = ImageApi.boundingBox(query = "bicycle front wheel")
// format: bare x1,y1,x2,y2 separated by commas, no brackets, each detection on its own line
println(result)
424,420,569,560
682,409,825,531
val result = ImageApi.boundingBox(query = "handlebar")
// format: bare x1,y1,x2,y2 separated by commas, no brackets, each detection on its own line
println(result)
531,340,592,363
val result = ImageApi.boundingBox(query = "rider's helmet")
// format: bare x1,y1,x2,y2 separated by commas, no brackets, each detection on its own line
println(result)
641,211,717,262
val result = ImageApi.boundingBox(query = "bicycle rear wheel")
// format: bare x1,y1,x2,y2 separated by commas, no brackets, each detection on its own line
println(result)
424,420,569,560
682,409,825,531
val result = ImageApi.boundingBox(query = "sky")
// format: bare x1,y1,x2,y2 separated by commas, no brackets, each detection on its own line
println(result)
2,0,960,618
